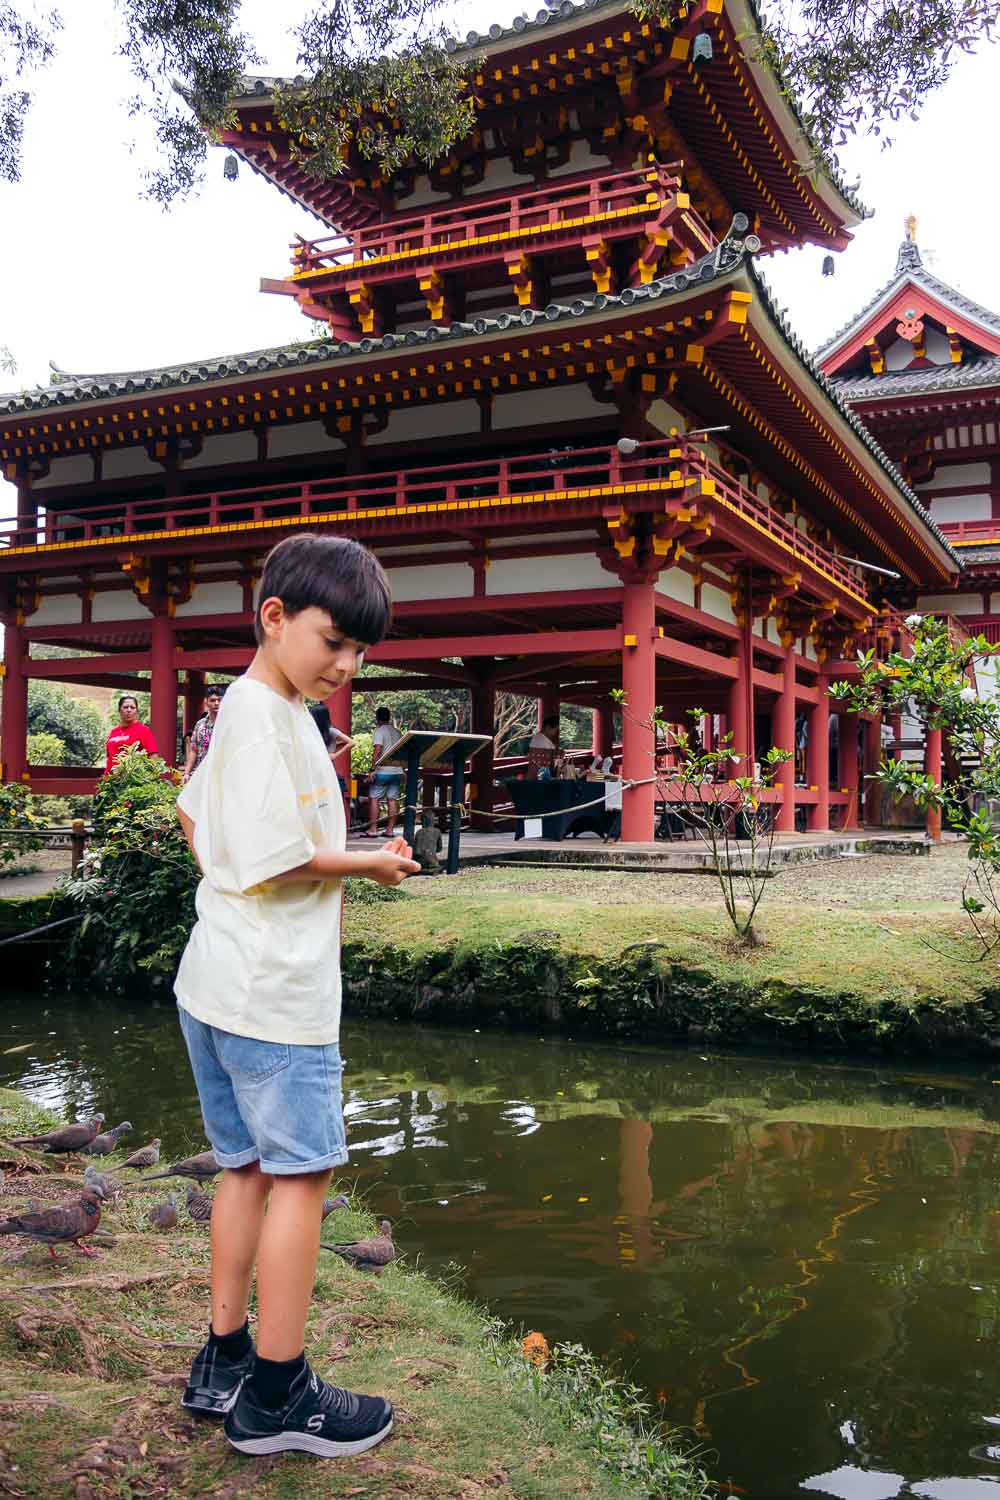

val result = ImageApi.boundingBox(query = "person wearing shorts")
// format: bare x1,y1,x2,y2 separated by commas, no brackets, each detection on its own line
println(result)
367,705,403,837
173,534,419,1460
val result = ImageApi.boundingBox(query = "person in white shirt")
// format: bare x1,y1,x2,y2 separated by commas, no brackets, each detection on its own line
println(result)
591,754,613,776
368,705,403,837
173,533,418,1460
529,715,559,751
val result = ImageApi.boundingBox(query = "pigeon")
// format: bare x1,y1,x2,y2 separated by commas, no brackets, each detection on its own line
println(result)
321,1220,395,1270
0,1186,104,1258
6,1114,105,1155
115,1138,161,1172
321,1195,350,1221
185,1184,213,1224
144,1149,220,1183
148,1193,178,1231
84,1120,133,1157
83,1164,120,1200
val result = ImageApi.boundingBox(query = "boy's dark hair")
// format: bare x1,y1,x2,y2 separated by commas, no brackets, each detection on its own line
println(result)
375,706,392,724
254,534,391,646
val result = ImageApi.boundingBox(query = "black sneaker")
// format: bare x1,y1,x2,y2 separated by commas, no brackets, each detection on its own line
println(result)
224,1360,394,1457
182,1338,255,1418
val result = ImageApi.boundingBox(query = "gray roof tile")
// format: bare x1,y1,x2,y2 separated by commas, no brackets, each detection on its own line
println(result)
832,355,1000,402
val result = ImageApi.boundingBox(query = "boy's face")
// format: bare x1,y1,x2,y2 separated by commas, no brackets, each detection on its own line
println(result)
260,602,366,700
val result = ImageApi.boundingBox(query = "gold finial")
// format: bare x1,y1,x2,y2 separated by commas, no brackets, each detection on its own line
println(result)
904,213,918,243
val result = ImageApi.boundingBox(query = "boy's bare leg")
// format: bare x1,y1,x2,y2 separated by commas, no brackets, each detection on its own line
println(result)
368,795,379,835
255,1168,333,1361
385,797,398,836
210,1162,271,1335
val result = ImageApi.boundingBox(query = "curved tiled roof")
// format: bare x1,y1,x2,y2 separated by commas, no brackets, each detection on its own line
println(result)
833,354,1000,403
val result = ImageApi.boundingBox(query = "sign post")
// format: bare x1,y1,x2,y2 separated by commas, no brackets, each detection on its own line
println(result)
371,730,494,873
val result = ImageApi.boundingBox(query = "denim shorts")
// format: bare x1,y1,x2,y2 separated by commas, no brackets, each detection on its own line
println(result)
370,769,402,801
177,1007,348,1175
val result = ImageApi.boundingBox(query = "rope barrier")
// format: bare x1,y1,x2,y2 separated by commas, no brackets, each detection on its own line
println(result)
352,777,658,830
0,912,87,949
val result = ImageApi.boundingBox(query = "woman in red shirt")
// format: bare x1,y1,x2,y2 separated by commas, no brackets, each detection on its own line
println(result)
104,695,159,775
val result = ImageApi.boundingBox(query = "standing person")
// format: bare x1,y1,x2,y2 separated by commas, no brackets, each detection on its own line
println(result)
183,684,226,782
367,705,403,838
309,703,351,800
530,715,559,752
104,695,158,775
173,533,419,1460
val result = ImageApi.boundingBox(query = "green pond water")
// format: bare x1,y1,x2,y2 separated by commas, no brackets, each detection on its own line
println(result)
4,991,1000,1499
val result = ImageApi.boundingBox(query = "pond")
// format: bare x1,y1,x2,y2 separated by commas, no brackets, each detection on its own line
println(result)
4,990,1000,1500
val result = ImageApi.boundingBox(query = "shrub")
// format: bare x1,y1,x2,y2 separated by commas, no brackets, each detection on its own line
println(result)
0,782,43,867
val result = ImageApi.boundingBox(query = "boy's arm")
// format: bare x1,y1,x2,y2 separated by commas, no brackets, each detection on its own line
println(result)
177,804,201,870
270,837,418,888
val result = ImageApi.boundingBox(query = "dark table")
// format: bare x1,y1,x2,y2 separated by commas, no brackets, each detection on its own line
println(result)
504,778,607,841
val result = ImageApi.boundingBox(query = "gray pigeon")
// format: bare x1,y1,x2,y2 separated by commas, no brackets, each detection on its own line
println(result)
83,1164,120,1200
321,1195,350,1221
321,1220,395,1271
84,1120,133,1157
144,1149,220,1183
0,1186,104,1258
7,1113,105,1155
148,1193,178,1231
115,1138,161,1172
185,1184,213,1224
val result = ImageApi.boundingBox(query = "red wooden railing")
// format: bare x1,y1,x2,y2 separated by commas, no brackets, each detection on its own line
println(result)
288,162,688,274
955,616,1000,644
0,439,871,603
937,518,1000,544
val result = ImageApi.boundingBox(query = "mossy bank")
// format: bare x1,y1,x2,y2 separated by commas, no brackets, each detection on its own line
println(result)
0,1089,709,1500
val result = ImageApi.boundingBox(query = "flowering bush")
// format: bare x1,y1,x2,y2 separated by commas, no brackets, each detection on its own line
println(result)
63,745,199,988
0,781,43,867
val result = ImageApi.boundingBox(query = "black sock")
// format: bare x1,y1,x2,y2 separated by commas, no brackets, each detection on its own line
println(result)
248,1352,306,1410
208,1319,252,1362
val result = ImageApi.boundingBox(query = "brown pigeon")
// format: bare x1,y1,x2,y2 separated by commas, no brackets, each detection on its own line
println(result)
148,1193,178,1231
321,1220,395,1271
185,1184,213,1224
115,1138,161,1172
321,1195,350,1221
83,1164,120,1201
144,1149,220,1184
6,1113,105,1155
0,1186,104,1258
84,1120,133,1157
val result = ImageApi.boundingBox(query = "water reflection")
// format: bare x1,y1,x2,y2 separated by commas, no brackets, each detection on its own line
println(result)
4,993,1000,1498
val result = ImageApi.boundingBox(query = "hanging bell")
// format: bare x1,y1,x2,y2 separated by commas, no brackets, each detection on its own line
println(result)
822,255,835,277
223,153,239,183
691,31,713,64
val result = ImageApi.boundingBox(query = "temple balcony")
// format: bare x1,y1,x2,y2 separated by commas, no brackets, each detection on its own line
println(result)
261,162,716,338
0,439,873,628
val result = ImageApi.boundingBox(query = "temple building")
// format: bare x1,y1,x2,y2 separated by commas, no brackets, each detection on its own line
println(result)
0,0,962,841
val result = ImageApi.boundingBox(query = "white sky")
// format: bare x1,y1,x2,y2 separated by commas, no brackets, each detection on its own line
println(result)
1,0,998,532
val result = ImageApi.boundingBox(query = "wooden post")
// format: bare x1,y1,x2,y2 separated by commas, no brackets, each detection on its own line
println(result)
592,702,614,760
446,744,466,874
183,670,205,737
806,688,830,832
839,712,860,829
621,575,656,842
727,633,751,770
537,688,560,736
926,725,943,842
70,818,87,873
1,622,28,784
470,672,495,831
864,714,882,826
326,679,353,818
772,645,796,832
150,614,177,766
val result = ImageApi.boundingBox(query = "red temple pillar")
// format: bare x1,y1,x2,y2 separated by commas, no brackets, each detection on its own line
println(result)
592,702,614,760
183,670,205,738
150,614,177,766
1,621,28,783
864,714,882,826
839,711,860,829
621,576,656,842
806,688,830,832
727,634,751,769
925,725,943,842
537,687,560,735
772,646,796,832
326,679,353,741
470,672,496,830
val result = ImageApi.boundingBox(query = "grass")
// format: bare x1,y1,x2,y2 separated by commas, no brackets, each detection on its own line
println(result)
0,1089,709,1500
343,845,990,1011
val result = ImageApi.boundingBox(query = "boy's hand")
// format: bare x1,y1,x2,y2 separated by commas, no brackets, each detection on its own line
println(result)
367,839,420,885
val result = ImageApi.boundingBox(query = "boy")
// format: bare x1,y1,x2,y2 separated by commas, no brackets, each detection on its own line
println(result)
174,533,419,1458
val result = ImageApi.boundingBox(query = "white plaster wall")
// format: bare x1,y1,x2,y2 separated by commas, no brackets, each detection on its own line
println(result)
174,580,244,618
103,447,163,479
928,493,992,523
395,173,451,209
463,157,535,196
924,328,951,364
885,336,918,371
645,398,688,439
918,461,992,491
803,636,818,661
975,656,999,703
32,456,95,490
916,592,984,615
547,139,613,178
990,592,1000,613
184,432,259,470
701,583,736,624
30,593,81,627
92,589,151,622
267,421,344,460
657,567,695,607
486,552,609,595
492,384,609,430
367,400,481,446
383,562,472,602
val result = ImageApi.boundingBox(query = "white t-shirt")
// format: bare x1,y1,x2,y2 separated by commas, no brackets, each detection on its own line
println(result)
174,675,346,1045
529,731,556,750
372,721,402,767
